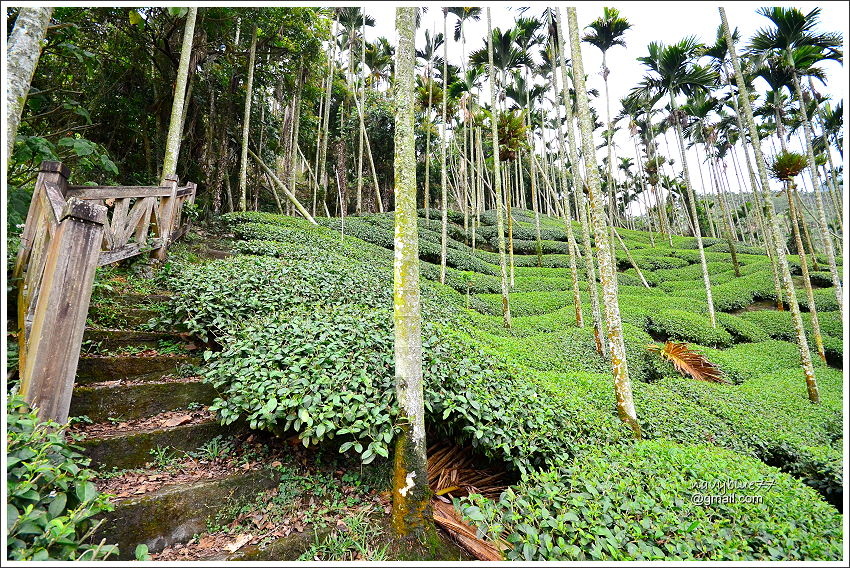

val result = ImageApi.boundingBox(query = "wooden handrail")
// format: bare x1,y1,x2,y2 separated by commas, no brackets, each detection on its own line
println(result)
65,184,195,200
15,161,196,424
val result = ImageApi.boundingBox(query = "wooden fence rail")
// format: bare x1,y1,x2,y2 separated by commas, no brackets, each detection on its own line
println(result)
13,161,196,423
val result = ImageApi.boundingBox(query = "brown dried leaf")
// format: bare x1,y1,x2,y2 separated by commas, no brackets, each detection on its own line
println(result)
647,342,728,383
164,414,192,428
223,533,252,553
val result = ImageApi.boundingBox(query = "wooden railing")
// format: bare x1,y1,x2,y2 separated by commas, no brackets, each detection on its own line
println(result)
13,161,196,423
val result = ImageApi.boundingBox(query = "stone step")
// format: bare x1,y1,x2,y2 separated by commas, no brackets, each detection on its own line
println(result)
70,378,217,423
76,355,200,385
76,416,239,470
82,329,190,352
95,468,279,560
213,527,330,561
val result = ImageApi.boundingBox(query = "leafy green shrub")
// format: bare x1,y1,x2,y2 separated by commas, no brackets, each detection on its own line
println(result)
738,311,843,361
807,271,834,288
715,312,771,344
616,250,689,271
797,287,839,312
460,441,842,561
7,394,117,560
706,241,766,255
169,255,391,340
417,207,465,225
648,309,732,347
680,271,777,312
204,306,632,472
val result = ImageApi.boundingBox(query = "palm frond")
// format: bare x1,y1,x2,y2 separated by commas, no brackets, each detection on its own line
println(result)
646,341,728,383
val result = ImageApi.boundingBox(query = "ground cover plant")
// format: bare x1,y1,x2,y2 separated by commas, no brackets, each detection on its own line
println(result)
159,209,844,560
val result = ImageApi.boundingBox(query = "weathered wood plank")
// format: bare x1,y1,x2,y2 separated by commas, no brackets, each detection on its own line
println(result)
111,197,131,248
65,185,173,199
20,197,107,424
98,238,163,266
134,197,154,245
151,176,178,261
116,197,152,246
16,162,70,378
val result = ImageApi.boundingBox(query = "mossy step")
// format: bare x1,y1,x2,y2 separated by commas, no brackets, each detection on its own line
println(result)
214,527,331,561
109,293,173,306
70,379,217,422
94,468,279,559
76,355,200,384
78,418,238,470
82,329,188,351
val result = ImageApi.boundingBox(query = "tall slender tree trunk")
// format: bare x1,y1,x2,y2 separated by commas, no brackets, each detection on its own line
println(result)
565,8,640,437
161,8,197,183
6,7,53,157
391,6,434,548
356,17,366,214
556,22,604,354
788,61,843,321
785,181,826,362
439,10,449,284
720,7,818,403
317,15,338,216
670,96,717,327
553,93,584,326
237,23,257,210
289,65,304,205
727,84,784,307
487,9,511,329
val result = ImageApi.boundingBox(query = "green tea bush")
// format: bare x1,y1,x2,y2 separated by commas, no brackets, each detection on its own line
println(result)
7,394,117,561
169,255,391,340
682,271,777,312
220,211,314,228
807,271,834,288
616,251,689,271
706,241,766,255
648,309,733,347
459,441,842,561
738,311,843,361
417,207,465,225
204,306,631,472
715,312,771,344
797,287,839,312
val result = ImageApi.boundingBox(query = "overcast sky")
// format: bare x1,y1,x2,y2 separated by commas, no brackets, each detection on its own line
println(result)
359,1,847,207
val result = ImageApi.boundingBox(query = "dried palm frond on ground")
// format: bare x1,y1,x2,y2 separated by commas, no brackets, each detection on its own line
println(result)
427,443,509,499
427,443,511,560
647,341,729,383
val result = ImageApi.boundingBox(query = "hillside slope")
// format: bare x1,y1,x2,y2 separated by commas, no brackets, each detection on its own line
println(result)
163,210,843,561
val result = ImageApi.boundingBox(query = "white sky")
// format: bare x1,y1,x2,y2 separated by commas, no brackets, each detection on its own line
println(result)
359,1,847,210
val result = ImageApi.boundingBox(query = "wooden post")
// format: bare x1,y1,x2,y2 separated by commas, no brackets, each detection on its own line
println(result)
152,174,178,261
20,196,106,424
15,161,71,379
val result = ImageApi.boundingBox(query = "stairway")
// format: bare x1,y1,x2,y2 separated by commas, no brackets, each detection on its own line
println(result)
68,289,280,560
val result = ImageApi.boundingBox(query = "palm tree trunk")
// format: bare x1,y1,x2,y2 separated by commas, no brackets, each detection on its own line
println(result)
439,11,449,284
487,9,511,329
6,6,53,157
565,8,640,436
391,8,434,545
786,182,826,362
669,96,717,327
788,62,843,320
552,95,584,326
555,24,604,353
237,23,257,210
709,158,741,276
161,8,197,184
317,15,339,216
720,7,819,403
